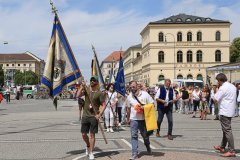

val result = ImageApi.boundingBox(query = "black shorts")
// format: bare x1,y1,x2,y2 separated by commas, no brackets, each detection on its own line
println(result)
81,116,98,134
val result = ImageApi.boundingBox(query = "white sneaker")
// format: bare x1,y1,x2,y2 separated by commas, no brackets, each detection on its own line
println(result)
106,128,110,132
110,128,114,133
89,152,94,160
85,147,90,155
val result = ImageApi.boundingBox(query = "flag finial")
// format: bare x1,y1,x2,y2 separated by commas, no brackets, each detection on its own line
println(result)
50,0,58,14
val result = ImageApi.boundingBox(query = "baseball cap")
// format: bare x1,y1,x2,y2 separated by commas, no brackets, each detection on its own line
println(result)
90,75,98,82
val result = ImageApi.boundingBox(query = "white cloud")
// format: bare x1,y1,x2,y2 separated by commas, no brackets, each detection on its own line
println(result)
0,0,239,80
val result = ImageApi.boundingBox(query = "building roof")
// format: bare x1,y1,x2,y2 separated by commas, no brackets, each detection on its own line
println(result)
103,51,125,62
0,52,43,62
149,13,230,25
129,44,142,49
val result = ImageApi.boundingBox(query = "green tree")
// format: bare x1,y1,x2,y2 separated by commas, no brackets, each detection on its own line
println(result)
0,65,4,86
14,70,39,85
230,37,240,62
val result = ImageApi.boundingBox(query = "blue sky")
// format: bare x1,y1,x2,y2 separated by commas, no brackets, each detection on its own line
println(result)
0,0,239,79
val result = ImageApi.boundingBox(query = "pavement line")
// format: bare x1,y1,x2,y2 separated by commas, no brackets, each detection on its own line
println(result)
72,149,127,160
157,147,240,157
139,138,157,149
121,139,132,148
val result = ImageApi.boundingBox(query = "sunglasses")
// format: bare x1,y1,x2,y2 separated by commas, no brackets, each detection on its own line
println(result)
90,79,97,82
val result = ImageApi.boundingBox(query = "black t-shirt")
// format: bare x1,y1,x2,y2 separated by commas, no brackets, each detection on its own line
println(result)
181,90,189,100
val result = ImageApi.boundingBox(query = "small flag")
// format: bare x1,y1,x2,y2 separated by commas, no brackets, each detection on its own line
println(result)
41,14,82,109
108,60,113,84
114,53,126,96
92,46,105,92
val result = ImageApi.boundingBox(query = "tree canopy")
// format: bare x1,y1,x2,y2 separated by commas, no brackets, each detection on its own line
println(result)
14,70,39,85
230,37,240,62
0,65,4,86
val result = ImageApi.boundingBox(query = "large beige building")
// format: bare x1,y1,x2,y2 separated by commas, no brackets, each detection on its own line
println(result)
0,51,45,86
124,13,231,86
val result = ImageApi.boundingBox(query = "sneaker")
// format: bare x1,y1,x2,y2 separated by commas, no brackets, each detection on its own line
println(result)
110,128,114,133
129,154,138,160
85,147,90,155
106,128,110,132
214,145,225,153
221,152,236,157
89,152,95,160
168,134,173,140
156,132,160,137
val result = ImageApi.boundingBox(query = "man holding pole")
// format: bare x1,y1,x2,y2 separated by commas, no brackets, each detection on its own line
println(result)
77,76,106,160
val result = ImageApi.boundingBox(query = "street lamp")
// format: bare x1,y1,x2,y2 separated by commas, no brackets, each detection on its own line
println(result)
165,33,176,79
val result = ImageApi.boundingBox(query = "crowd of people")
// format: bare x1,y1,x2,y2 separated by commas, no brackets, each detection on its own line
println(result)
75,73,240,159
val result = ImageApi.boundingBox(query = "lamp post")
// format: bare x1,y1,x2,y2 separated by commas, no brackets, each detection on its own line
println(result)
165,33,176,79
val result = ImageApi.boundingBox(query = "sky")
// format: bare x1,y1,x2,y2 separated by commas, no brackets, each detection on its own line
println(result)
0,0,239,80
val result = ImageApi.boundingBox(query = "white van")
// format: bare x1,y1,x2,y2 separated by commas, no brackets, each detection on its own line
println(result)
172,79,204,88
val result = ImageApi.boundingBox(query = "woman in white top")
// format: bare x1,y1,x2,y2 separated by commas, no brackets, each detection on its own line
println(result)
104,83,118,133
192,86,201,118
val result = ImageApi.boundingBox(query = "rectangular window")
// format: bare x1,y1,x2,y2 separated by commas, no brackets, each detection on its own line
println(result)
187,54,192,62
197,54,202,62
6,64,9,66
24,64,26,66
12,64,14,66
177,54,183,63
215,54,221,62
18,64,20,66
158,54,164,63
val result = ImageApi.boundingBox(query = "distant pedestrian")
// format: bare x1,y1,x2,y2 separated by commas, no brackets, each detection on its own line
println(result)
6,87,11,103
213,73,236,157
0,92,3,104
192,86,201,118
236,84,240,117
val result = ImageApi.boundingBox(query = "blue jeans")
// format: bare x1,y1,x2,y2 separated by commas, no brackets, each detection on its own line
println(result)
130,120,150,155
157,106,173,135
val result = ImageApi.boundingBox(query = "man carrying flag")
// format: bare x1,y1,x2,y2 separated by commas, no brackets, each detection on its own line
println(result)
76,76,106,160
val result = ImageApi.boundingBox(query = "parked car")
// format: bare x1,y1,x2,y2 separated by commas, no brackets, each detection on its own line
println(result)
23,85,36,99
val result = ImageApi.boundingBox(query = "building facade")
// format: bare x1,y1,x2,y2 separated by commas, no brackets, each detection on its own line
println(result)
207,62,240,84
124,13,231,86
100,51,124,83
0,51,45,86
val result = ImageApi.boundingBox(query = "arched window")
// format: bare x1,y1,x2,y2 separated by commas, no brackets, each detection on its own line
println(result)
159,32,164,42
187,74,193,79
158,75,165,81
158,51,164,63
177,74,183,79
187,32,192,41
216,31,221,41
187,50,192,62
196,50,202,62
177,32,182,42
137,52,141,57
215,50,221,62
197,31,202,41
177,51,183,63
197,74,203,80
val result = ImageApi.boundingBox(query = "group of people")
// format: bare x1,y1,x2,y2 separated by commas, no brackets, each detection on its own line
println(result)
76,73,239,159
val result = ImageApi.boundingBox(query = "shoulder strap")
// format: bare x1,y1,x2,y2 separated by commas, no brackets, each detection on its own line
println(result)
133,94,143,105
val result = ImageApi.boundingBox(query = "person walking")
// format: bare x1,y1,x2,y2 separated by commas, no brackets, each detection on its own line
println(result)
6,87,11,104
104,83,118,133
76,76,106,160
192,86,201,118
211,85,219,120
155,79,176,140
236,84,240,117
212,73,236,157
180,86,189,114
126,80,154,160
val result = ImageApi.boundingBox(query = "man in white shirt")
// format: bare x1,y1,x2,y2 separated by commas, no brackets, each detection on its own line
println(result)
126,80,154,160
212,73,236,157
